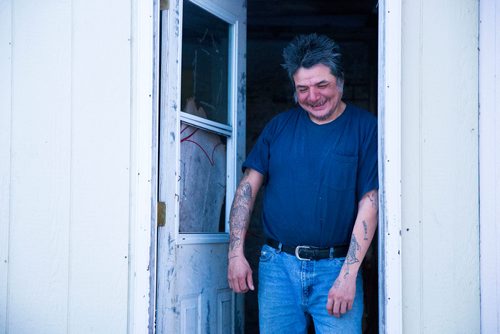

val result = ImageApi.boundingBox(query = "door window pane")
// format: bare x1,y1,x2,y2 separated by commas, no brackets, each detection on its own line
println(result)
181,0,230,124
179,118,227,233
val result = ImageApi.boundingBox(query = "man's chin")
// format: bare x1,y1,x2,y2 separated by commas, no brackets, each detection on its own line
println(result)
307,110,335,123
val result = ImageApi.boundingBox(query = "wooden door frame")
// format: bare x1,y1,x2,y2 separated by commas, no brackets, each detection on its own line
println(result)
378,0,403,333
129,0,156,333
144,0,407,332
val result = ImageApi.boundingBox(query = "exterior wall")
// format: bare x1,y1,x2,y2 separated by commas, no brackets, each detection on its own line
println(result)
479,0,500,332
0,1,153,333
400,0,480,332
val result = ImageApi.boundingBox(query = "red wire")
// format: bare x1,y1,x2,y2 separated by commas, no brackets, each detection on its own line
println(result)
181,125,223,166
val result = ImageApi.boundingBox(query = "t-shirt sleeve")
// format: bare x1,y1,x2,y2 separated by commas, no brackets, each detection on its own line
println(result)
242,118,277,178
356,116,379,201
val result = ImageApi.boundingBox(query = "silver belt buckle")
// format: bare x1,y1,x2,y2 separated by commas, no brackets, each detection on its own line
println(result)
295,245,311,261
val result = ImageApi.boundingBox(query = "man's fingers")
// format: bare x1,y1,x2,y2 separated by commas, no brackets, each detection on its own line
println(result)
326,297,334,315
247,271,255,291
340,301,348,315
347,300,353,311
238,277,249,292
332,300,341,318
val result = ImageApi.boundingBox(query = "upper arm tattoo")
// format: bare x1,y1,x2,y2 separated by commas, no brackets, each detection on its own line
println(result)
367,191,379,210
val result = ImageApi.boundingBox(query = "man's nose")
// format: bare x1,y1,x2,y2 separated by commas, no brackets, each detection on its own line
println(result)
308,87,320,101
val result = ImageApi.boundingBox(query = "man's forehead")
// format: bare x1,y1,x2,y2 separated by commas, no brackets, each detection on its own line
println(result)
293,65,336,85
294,76,336,87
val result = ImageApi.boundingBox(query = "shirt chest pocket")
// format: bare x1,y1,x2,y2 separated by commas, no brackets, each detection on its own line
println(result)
323,153,358,190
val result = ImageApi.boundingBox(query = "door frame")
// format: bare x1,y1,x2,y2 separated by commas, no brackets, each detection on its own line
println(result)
378,0,403,333
128,0,156,333
141,0,406,332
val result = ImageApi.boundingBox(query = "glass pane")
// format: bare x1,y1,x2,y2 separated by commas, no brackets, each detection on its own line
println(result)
179,119,227,233
181,0,230,124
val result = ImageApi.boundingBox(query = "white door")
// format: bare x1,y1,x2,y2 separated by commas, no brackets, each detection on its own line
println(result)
156,0,246,333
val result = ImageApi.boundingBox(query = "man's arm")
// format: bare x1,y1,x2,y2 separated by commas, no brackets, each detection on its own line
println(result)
227,168,264,293
326,189,379,317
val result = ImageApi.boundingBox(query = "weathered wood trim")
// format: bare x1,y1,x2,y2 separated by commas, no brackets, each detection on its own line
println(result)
378,0,403,333
129,0,155,332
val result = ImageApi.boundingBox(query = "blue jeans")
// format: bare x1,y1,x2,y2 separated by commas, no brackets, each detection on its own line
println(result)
258,244,364,334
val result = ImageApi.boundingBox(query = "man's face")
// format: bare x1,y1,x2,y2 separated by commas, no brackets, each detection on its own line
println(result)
293,64,344,124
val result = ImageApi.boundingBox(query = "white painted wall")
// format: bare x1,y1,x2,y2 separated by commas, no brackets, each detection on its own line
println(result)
479,0,500,332
400,0,480,332
0,0,153,333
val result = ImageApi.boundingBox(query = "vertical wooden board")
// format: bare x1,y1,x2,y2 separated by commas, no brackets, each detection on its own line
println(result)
7,1,72,333
128,0,155,332
419,0,479,332
68,0,131,333
379,1,403,332
400,0,423,332
0,0,12,332
156,4,182,333
479,1,500,332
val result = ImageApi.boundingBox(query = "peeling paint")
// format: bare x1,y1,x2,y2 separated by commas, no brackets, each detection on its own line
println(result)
205,300,211,334
174,0,180,37
238,72,246,104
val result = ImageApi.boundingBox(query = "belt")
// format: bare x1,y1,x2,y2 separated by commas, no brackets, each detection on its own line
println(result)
265,238,348,261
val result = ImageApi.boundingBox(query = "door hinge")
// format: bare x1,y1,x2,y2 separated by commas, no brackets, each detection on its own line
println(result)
157,201,166,227
160,0,169,11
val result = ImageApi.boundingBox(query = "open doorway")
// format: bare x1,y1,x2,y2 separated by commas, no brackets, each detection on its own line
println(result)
245,1,379,332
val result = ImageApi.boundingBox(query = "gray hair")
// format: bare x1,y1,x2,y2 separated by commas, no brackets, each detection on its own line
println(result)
282,33,344,91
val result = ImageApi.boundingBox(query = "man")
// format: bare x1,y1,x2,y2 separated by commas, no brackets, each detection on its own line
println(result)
227,33,378,333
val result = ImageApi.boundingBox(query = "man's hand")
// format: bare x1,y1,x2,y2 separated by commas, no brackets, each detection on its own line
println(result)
227,169,263,293
228,255,254,293
325,189,378,317
326,272,357,317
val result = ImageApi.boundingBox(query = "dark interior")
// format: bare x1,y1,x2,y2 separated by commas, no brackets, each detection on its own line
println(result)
245,1,379,332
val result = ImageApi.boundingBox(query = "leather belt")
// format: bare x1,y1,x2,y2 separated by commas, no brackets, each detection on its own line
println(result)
265,238,348,261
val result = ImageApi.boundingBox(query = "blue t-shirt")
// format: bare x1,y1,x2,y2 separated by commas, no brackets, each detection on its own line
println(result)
243,104,378,247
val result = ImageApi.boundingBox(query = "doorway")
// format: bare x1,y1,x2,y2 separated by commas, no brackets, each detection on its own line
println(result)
245,1,379,332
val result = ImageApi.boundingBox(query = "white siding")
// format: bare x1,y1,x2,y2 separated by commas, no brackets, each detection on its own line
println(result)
0,0,13,330
401,0,480,333
0,0,153,333
479,0,500,332
7,1,72,332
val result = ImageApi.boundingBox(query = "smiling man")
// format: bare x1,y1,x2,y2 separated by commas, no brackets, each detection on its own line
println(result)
227,34,378,333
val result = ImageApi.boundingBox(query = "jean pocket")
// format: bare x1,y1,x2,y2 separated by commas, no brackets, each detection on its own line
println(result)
259,244,276,263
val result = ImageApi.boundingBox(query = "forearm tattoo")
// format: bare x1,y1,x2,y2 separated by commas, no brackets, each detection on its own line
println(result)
362,220,368,240
343,234,361,279
345,234,360,265
229,181,252,251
